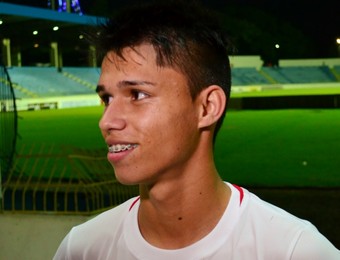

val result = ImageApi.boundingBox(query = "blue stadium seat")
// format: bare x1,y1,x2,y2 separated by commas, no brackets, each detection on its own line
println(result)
8,67,98,97
7,65,339,98
231,68,270,86
262,66,337,84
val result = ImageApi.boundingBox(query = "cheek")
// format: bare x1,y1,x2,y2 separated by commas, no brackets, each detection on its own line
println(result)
134,97,198,145
156,106,198,145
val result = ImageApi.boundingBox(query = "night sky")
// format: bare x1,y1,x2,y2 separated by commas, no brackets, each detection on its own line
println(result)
223,0,339,57
3,0,340,58
83,0,340,58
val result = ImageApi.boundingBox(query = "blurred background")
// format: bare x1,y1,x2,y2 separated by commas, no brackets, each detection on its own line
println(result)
0,1,339,259
1,0,340,66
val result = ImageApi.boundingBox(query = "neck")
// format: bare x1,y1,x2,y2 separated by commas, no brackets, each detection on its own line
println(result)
138,167,231,249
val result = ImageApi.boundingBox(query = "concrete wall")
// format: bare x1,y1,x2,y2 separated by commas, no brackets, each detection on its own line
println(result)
280,58,340,67
15,94,100,111
0,213,89,260
229,56,340,69
230,55,263,69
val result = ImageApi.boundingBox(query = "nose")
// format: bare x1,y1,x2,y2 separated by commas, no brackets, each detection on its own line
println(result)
99,101,127,134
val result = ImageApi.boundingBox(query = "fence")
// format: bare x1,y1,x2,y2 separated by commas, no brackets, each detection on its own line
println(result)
1,144,139,215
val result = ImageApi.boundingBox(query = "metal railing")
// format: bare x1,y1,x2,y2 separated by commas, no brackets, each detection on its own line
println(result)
1,144,139,215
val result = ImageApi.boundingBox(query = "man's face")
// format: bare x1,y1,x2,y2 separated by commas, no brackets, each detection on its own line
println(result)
97,44,201,185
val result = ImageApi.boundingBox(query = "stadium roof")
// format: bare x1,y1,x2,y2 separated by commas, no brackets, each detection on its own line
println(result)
0,2,106,25
0,3,107,65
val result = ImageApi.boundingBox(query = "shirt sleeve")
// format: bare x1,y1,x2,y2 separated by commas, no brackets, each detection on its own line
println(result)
53,232,71,260
291,227,340,260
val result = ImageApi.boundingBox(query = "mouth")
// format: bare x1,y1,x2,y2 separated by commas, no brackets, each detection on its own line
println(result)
108,144,138,153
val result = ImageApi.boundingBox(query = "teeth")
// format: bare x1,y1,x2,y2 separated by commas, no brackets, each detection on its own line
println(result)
108,144,137,153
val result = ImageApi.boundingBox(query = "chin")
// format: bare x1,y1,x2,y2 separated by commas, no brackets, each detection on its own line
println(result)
114,171,141,186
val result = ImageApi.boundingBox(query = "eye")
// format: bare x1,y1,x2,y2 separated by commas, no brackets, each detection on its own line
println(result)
131,90,149,101
100,94,113,106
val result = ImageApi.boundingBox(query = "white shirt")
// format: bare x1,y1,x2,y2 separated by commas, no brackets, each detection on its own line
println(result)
54,183,339,259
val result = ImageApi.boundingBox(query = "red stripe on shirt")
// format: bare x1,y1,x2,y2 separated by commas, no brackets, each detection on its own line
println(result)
129,196,141,211
232,184,244,206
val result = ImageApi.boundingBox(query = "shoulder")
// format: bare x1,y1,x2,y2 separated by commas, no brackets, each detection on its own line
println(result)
53,197,140,260
245,191,312,228
74,196,139,235
239,189,339,258
290,227,340,260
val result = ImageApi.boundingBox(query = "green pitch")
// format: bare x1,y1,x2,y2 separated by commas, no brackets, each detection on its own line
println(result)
16,104,340,188
215,109,340,187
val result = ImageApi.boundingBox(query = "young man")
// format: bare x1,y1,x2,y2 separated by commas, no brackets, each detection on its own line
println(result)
54,2,339,259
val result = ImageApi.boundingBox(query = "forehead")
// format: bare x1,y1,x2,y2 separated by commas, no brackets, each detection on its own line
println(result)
102,44,159,71
99,44,191,95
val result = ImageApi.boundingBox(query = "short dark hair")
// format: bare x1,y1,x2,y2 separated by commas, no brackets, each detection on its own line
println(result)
94,1,234,140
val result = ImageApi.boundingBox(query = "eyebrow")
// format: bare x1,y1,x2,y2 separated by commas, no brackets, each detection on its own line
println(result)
96,80,156,93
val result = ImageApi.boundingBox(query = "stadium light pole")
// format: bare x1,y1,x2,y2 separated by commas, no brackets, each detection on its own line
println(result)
51,42,60,69
2,39,11,67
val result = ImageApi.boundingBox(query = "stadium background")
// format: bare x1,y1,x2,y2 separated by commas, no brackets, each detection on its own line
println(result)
0,1,339,259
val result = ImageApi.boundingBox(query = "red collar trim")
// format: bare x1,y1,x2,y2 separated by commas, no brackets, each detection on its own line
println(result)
232,184,244,206
129,196,141,211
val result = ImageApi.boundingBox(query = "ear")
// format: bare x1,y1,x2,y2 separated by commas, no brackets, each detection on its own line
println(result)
197,85,226,129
